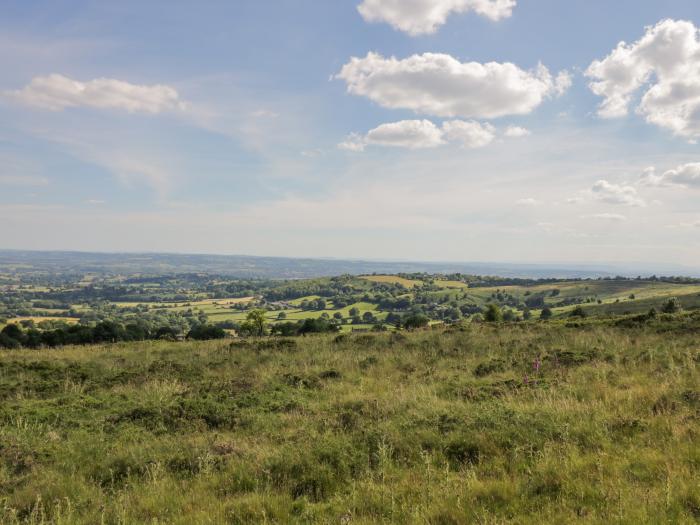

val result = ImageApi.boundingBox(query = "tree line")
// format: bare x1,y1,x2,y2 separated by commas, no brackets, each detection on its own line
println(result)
0,321,227,349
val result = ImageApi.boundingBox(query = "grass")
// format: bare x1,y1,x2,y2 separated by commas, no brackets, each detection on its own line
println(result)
434,280,469,289
360,275,422,288
1,317,699,523
113,297,255,309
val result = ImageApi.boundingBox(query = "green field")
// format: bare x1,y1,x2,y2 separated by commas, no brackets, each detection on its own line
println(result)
1,318,699,523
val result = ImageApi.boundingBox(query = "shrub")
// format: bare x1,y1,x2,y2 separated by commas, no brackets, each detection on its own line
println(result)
661,297,682,314
484,304,502,323
570,306,587,318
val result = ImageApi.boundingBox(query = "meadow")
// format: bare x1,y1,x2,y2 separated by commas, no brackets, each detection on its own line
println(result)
1,316,699,524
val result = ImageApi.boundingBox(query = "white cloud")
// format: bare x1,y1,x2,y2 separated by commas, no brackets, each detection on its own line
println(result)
357,0,516,35
553,71,573,96
9,74,185,114
591,179,646,207
504,125,531,138
641,162,700,188
340,119,496,151
587,213,627,222
366,119,445,149
442,120,495,148
338,133,369,152
336,52,569,119
586,19,700,138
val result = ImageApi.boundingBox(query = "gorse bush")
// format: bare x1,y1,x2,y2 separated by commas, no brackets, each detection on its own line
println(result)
0,319,698,523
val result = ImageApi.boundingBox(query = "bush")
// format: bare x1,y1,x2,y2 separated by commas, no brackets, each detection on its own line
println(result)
484,304,502,323
570,306,587,318
661,297,682,314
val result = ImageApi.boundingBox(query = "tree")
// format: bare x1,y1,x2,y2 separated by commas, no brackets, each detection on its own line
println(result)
333,312,343,321
484,304,502,323
540,307,553,320
0,324,22,349
403,313,429,330
297,317,339,335
362,311,376,323
1,324,24,343
385,312,402,326
277,311,287,320
240,309,268,336
525,295,545,309
188,324,226,340
349,307,360,317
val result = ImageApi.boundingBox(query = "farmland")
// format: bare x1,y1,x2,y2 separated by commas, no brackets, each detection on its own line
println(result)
3,265,700,337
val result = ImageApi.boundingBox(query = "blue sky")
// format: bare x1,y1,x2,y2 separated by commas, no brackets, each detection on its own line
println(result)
2,0,700,267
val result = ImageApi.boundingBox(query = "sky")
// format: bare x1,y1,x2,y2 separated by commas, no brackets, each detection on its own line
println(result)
2,0,700,268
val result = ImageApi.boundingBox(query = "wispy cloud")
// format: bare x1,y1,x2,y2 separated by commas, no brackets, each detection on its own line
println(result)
8,74,186,114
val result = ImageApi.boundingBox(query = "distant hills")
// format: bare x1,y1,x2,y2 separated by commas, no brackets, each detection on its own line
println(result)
3,249,693,279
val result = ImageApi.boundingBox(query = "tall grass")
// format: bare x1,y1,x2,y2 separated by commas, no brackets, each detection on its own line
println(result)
0,321,698,523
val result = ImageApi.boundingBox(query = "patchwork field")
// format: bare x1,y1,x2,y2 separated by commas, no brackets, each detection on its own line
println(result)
1,318,698,523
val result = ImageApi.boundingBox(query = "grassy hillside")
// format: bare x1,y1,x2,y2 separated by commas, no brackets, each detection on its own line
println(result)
1,318,699,523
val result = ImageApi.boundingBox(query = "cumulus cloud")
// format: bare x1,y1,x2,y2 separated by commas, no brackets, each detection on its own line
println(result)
336,52,570,119
357,0,516,35
9,74,185,114
586,19,700,138
366,119,446,149
640,163,700,188
591,179,646,207
442,120,496,148
503,125,531,138
339,119,496,151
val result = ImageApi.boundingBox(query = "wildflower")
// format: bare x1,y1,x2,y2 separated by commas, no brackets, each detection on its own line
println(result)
533,358,541,372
